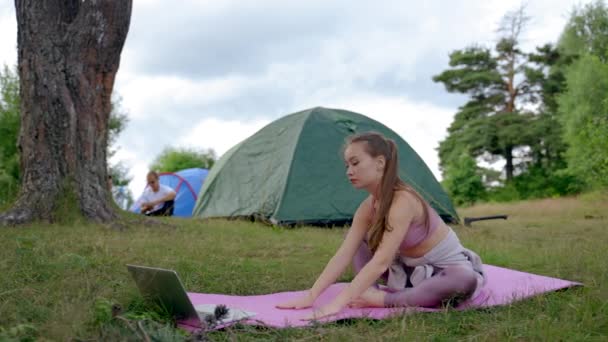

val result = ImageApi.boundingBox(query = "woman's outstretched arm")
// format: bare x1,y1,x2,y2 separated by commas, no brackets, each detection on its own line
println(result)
303,192,420,319
276,197,373,309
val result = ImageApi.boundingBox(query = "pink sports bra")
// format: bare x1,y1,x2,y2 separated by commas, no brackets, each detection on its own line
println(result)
371,197,441,249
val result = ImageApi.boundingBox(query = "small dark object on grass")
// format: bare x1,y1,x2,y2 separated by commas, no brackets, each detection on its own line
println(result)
203,304,230,326
111,304,123,317
214,305,230,320
463,215,508,227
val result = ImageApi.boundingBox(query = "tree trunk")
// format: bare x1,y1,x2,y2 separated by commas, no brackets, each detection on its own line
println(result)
0,0,132,225
505,146,514,182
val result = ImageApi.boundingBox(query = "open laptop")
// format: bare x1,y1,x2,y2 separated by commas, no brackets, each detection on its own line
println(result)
126,264,255,328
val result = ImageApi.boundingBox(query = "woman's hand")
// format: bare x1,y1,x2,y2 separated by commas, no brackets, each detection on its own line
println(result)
300,302,343,321
275,291,315,309
347,286,386,308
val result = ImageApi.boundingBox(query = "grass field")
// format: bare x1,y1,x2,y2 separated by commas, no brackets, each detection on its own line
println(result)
1,193,607,341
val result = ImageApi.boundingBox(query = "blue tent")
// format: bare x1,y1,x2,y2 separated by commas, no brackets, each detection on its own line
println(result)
159,168,209,217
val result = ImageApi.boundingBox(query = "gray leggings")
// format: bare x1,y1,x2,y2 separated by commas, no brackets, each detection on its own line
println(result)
352,235,483,308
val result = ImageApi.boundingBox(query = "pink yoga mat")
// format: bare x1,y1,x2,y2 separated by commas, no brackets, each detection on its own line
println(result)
183,265,581,329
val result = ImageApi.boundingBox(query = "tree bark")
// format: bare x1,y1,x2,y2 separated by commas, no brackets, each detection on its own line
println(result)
0,0,132,225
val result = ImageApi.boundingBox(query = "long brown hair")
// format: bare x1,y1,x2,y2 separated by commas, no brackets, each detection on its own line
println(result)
346,132,429,252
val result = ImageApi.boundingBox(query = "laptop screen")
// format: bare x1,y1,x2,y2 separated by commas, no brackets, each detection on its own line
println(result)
127,264,199,323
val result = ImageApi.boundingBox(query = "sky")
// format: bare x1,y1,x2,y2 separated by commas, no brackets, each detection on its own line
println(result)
0,0,592,197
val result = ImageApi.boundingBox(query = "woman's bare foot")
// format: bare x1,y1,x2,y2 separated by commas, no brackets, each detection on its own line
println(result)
348,286,386,308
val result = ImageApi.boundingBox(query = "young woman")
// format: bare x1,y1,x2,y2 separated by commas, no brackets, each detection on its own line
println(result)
276,132,485,320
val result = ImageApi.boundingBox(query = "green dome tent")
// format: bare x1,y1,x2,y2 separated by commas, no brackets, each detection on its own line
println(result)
193,107,458,225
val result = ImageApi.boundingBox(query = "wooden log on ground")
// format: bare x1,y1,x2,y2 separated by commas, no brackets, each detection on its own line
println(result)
463,215,508,227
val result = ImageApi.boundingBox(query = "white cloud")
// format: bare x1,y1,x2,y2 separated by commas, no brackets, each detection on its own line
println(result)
0,7,16,68
115,73,256,120
178,117,271,156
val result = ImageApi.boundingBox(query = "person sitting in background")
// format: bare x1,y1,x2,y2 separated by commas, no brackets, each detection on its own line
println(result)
136,171,176,216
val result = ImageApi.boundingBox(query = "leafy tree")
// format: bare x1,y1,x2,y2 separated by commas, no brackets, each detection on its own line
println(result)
433,6,581,203
559,0,608,62
557,55,608,188
524,44,572,171
433,7,542,182
108,96,129,159
150,147,216,173
0,66,21,204
442,153,485,206
109,162,134,210
106,96,132,188
555,1,608,189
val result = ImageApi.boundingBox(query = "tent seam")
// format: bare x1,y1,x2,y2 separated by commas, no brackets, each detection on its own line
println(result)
193,142,245,216
270,108,316,223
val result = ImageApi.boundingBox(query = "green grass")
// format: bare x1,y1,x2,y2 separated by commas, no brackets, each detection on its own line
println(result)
1,194,607,341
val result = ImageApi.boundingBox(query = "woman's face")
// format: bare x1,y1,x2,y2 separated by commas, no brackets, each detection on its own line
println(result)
344,142,384,191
